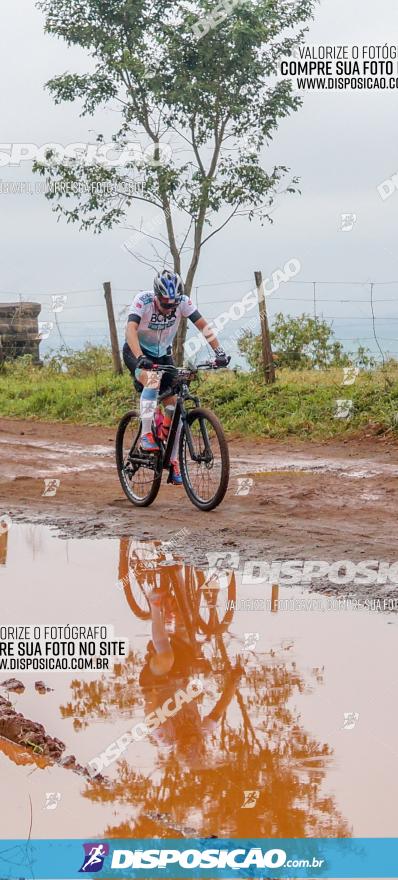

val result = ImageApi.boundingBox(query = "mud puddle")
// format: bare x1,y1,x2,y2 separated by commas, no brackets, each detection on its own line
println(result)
2,427,396,482
0,436,113,480
234,452,398,480
0,524,397,840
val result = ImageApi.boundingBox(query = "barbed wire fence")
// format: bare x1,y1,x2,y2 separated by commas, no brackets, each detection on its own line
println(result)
0,278,397,365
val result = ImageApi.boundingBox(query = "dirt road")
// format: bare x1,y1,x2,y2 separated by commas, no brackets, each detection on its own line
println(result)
1,417,398,578
1,418,398,843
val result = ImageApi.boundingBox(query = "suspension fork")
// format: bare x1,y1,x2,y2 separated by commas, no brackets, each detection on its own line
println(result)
184,412,213,463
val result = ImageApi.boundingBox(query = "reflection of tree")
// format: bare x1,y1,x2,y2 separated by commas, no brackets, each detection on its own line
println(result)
60,652,142,730
76,649,350,840
62,539,350,840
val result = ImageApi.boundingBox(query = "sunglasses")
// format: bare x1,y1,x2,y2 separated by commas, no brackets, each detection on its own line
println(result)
158,298,178,309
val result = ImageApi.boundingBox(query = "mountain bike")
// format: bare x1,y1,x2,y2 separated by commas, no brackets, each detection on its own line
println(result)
116,363,230,511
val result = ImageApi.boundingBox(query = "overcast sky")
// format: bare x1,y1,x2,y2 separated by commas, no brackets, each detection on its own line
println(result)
1,0,398,357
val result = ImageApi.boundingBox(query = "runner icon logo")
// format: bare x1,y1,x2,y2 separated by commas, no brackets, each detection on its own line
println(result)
342,711,360,730
243,632,260,651
79,843,109,873
241,790,260,809
45,792,61,810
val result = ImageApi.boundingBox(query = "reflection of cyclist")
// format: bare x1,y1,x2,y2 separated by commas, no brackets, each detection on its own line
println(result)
141,668,241,771
123,270,229,485
139,565,203,680
139,575,241,770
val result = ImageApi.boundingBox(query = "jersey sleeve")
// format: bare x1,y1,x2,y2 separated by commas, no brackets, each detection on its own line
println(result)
180,295,201,323
127,292,151,324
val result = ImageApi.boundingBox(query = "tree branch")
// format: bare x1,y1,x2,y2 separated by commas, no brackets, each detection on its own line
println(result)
190,120,206,177
200,205,240,247
149,239,171,265
123,244,159,272
178,217,194,257
117,193,163,210
124,223,170,250
185,117,229,292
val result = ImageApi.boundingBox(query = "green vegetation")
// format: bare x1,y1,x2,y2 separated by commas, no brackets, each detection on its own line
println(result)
35,0,316,359
239,313,376,371
1,346,398,440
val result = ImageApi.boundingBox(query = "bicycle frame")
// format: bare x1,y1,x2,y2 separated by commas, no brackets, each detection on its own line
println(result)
156,376,213,470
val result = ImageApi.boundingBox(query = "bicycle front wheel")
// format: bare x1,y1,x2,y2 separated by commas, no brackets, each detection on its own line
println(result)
119,538,165,620
179,407,229,511
116,411,162,507
187,566,237,635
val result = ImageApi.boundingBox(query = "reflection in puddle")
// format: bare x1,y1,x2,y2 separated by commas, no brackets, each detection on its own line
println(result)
233,454,398,481
64,540,348,838
0,525,397,840
2,427,396,483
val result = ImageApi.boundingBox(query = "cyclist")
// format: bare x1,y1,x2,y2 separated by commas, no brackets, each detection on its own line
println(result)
123,270,229,485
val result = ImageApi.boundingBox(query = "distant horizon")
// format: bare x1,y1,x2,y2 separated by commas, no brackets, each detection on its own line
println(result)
1,279,396,364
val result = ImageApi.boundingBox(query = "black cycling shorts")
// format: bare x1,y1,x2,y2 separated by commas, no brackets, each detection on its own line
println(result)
123,343,175,394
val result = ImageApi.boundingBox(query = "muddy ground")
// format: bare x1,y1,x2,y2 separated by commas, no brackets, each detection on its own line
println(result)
1,418,398,845
1,417,398,604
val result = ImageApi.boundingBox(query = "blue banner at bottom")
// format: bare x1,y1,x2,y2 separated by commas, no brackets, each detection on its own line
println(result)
1,838,398,879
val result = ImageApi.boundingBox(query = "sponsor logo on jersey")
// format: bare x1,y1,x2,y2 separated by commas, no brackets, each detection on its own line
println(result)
138,293,153,305
148,311,177,330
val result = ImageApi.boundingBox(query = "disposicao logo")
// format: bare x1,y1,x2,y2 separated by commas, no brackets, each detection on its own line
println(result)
79,843,109,873
76,842,324,875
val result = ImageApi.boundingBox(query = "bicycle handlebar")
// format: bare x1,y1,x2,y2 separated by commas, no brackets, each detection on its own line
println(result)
148,361,226,373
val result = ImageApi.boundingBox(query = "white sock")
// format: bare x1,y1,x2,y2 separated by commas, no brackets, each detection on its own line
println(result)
140,388,157,434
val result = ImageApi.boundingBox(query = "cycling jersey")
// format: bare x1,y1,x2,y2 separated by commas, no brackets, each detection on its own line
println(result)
126,291,201,358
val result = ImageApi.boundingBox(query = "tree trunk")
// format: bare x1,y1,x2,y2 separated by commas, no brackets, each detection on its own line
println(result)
174,243,201,365
173,318,187,365
174,269,195,366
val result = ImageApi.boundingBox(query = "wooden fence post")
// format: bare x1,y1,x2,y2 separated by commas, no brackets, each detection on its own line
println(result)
254,270,275,384
103,281,123,375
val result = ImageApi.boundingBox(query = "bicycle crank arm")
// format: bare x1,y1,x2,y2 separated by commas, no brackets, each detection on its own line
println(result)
128,454,160,471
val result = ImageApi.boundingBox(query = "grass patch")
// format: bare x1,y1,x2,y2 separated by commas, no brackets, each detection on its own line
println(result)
1,356,398,440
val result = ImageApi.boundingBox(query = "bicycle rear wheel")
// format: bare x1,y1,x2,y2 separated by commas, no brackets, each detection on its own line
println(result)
116,411,162,507
179,407,229,511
